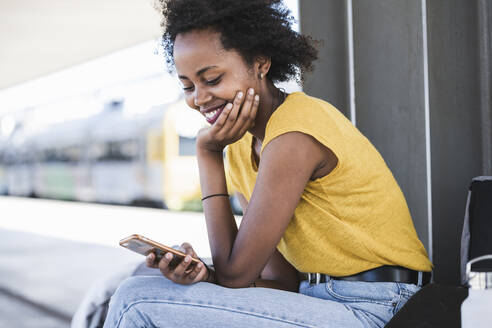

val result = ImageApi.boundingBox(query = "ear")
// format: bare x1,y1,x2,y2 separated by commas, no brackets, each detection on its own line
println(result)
254,55,271,79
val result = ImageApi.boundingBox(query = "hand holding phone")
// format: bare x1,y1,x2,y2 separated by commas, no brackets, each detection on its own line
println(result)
119,234,211,285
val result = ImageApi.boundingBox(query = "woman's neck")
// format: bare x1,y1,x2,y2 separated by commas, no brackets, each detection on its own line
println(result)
248,81,284,143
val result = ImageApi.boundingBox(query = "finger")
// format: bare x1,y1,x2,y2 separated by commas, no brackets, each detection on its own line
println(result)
220,91,244,131
194,262,210,282
238,93,260,136
250,94,260,123
229,91,244,122
232,88,255,134
180,243,200,276
188,261,207,282
181,242,197,258
146,253,157,268
172,254,193,278
212,102,233,130
158,252,174,276
184,264,195,274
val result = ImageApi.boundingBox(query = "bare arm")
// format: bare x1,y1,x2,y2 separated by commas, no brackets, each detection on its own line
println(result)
198,131,331,288
235,193,300,291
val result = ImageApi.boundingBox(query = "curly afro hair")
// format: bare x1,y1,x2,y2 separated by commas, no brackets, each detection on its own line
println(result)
156,0,319,83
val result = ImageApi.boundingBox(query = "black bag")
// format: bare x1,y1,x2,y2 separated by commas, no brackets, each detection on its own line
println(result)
461,176,492,284
385,176,492,327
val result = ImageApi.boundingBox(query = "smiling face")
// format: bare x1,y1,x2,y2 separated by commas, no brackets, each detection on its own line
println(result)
173,28,261,124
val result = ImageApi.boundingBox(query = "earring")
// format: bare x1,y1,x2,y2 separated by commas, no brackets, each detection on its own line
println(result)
259,73,264,80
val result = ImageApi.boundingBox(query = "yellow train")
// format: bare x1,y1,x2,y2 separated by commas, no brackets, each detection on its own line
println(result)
0,98,209,212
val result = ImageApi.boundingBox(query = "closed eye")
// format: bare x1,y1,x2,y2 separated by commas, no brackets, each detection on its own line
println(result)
205,75,223,85
181,74,223,92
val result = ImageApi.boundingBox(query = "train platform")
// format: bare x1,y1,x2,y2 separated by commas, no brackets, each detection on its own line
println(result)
0,196,230,327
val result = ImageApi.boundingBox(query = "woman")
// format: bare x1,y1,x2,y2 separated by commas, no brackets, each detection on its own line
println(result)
104,0,432,327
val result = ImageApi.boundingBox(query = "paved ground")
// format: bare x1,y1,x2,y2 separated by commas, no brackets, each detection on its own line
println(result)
0,196,236,327
0,228,141,327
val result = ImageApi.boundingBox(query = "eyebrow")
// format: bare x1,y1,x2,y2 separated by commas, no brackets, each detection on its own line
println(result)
178,66,218,80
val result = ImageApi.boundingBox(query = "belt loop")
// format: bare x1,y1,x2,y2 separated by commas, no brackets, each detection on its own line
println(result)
418,271,423,287
307,273,322,285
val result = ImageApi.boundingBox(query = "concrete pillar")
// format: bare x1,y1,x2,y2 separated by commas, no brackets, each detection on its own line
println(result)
478,0,492,176
299,1,350,117
426,0,484,284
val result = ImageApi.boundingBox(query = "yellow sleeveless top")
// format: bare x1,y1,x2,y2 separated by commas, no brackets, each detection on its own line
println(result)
225,92,432,276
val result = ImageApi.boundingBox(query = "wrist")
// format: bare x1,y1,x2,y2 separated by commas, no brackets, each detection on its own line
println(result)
196,133,225,153
205,266,217,283
197,143,224,155
197,145,224,165
202,263,216,283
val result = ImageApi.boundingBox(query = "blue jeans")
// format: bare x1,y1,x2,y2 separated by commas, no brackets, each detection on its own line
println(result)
103,275,419,328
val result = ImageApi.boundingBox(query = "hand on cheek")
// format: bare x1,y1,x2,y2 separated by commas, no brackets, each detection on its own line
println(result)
197,88,259,152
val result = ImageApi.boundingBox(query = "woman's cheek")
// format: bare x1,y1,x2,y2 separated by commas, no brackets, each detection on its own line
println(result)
213,86,238,104
185,95,197,110
222,75,249,100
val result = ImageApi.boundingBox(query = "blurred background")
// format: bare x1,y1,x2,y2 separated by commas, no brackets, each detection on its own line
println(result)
0,0,299,327
1,0,491,327
0,0,300,213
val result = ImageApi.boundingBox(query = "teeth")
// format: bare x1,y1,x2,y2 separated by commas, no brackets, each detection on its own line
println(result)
205,109,218,119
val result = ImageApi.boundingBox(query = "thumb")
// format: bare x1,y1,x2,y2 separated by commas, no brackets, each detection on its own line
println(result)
181,242,197,258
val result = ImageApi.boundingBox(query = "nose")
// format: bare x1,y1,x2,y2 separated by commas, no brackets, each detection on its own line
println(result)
193,87,212,109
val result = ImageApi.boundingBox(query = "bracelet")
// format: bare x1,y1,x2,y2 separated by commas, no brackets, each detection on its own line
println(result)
201,193,229,201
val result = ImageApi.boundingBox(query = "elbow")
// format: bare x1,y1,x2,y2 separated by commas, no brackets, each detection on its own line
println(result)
214,266,254,288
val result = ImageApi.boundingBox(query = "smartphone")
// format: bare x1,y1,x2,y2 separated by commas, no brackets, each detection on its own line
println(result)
119,234,201,270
